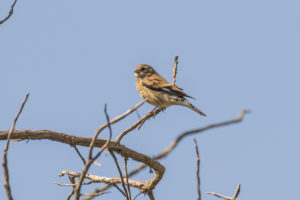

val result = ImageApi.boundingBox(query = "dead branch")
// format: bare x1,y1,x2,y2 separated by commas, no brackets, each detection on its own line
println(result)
60,170,147,190
110,151,129,199
0,0,18,25
155,110,250,160
172,55,179,86
130,110,249,175
115,108,162,143
67,176,76,200
0,130,165,194
193,138,201,200
91,110,249,197
124,157,132,200
148,190,155,200
112,184,127,197
74,104,113,200
133,192,143,200
232,184,241,199
2,93,29,200
206,184,241,200
72,145,86,164
54,181,92,187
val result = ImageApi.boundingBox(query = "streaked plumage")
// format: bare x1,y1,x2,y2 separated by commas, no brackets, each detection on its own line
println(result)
134,64,206,116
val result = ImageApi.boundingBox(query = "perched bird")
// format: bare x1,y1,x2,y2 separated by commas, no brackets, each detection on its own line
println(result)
134,64,206,116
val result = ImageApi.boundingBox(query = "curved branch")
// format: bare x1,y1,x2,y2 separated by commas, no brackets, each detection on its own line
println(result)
92,110,250,197
0,0,18,25
0,130,165,193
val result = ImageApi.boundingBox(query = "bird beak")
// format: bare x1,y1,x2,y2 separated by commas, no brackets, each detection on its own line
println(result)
134,69,138,77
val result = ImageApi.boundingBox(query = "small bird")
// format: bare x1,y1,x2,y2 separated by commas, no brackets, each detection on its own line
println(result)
134,64,206,116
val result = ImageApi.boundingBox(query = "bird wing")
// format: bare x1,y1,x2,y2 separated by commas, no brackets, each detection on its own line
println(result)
142,74,194,99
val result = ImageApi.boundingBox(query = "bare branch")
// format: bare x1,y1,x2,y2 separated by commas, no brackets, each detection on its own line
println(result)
130,110,250,177
148,190,155,200
72,145,86,164
54,181,92,187
67,176,76,200
124,157,132,200
60,170,147,190
154,110,250,161
0,0,18,25
115,108,162,143
2,93,29,200
172,55,179,86
205,192,233,200
74,104,113,200
133,192,143,200
110,151,129,199
193,138,201,200
233,184,241,199
206,184,241,200
112,184,127,197
92,110,249,196
83,190,109,198
0,130,164,198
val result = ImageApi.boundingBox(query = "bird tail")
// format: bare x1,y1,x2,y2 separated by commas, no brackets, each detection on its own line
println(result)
183,99,206,116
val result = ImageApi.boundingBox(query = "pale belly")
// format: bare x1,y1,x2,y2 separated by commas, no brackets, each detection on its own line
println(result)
136,81,178,108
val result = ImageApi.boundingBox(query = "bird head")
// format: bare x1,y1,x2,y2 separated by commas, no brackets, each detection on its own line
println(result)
134,64,156,79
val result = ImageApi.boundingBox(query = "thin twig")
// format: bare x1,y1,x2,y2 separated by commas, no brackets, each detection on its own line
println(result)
2,93,29,200
54,181,92,187
148,191,155,200
135,109,141,120
115,108,162,143
110,151,129,199
60,170,149,190
74,104,113,200
193,138,201,200
154,110,250,160
73,145,86,164
205,192,232,200
66,176,76,200
83,191,109,198
133,192,143,200
0,0,18,25
205,184,241,200
112,184,127,197
137,107,161,130
124,157,132,200
233,184,241,199
172,55,179,86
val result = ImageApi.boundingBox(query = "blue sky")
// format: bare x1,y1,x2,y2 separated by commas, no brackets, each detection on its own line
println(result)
1,0,300,199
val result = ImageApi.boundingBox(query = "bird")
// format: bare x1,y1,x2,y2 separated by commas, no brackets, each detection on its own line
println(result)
134,64,206,116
